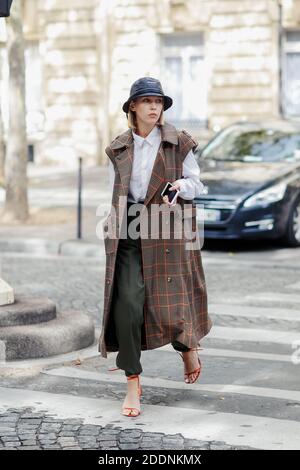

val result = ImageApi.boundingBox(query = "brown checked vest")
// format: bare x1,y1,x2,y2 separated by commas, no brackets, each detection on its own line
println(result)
98,121,213,357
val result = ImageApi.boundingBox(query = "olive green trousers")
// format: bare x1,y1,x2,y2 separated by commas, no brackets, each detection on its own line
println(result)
110,202,190,377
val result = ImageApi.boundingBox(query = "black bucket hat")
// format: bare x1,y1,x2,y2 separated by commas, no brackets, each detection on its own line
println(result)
122,77,173,114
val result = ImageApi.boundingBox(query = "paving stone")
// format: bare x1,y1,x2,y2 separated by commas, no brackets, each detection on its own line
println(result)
18,446,42,450
78,430,99,435
63,420,83,425
19,414,45,419
17,426,39,431
99,432,120,438
0,417,18,422
119,443,140,450
99,440,118,447
39,426,62,432
141,437,163,442
57,437,77,444
20,440,38,446
38,440,57,446
61,425,81,431
19,419,42,425
1,435,19,440
37,433,58,440
4,441,20,447
43,419,64,423
62,446,81,450
0,433,17,438
41,445,62,449
58,431,77,437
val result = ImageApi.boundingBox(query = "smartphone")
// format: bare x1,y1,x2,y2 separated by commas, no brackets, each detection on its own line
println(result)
161,182,180,205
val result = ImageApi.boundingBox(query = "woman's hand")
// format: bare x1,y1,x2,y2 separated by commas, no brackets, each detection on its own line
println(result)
162,182,181,206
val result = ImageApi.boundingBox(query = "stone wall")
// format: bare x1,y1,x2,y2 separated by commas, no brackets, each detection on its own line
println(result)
104,0,283,145
282,0,300,26
2,0,300,166
37,0,99,167
207,0,280,130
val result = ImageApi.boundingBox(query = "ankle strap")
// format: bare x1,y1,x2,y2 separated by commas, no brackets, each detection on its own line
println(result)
127,374,139,380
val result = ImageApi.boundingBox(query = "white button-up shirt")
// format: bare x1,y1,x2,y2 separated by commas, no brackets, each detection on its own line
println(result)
108,125,204,201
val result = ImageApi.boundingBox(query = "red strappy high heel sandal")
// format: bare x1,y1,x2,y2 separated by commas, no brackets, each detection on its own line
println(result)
122,374,142,417
177,347,203,384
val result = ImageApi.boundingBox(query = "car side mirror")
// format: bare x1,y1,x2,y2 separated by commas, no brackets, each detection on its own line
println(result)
0,0,13,17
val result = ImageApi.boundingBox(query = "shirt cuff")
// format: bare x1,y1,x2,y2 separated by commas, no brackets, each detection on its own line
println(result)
173,178,205,200
173,178,192,200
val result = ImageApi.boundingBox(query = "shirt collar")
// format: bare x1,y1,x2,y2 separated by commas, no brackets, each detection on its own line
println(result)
132,125,161,148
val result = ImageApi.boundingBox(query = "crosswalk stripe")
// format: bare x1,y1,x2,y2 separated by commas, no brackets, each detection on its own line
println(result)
285,281,300,290
0,386,299,450
160,344,293,362
204,295,300,309
245,292,300,304
209,303,300,321
42,366,300,403
202,256,300,270
204,325,299,345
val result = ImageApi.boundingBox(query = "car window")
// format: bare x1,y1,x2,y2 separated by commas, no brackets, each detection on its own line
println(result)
199,125,300,163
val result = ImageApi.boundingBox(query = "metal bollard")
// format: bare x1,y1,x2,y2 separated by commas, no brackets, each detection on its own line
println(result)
77,156,82,239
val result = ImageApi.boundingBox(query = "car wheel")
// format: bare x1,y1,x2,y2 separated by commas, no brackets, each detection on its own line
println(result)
282,195,300,247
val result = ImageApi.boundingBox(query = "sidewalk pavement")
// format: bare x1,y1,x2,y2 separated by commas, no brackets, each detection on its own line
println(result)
0,163,110,257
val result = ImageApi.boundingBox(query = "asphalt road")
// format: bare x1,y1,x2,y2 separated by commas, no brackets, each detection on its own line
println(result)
0,165,299,450
0,240,299,450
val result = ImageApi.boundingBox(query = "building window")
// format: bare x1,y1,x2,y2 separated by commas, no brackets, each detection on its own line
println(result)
160,33,207,129
28,144,34,163
282,30,300,117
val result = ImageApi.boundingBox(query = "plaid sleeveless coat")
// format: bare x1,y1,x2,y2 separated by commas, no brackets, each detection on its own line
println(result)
98,121,213,358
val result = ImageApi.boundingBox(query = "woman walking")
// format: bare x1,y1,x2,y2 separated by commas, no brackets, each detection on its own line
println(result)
98,77,213,417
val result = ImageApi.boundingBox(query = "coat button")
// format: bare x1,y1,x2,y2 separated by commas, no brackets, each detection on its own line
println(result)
167,276,172,282
165,248,170,253
106,280,110,285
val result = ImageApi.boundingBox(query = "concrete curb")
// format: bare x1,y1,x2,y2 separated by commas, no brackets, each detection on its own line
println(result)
0,328,103,372
0,309,95,360
0,237,104,258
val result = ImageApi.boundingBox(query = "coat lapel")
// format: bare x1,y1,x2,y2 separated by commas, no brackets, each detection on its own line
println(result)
143,123,179,206
143,143,165,206
110,129,133,195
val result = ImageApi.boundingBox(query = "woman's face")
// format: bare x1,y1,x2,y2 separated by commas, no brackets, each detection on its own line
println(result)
130,96,164,126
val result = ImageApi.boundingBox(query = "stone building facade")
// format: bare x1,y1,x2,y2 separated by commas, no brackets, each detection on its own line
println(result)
1,0,300,167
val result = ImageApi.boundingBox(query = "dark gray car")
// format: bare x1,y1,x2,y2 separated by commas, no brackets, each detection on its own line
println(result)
194,120,300,247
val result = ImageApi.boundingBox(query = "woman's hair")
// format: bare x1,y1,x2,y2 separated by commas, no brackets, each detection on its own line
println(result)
127,99,165,130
